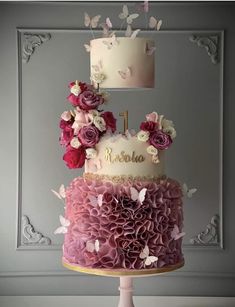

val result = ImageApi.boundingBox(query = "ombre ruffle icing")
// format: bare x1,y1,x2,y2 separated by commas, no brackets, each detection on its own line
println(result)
63,177,184,270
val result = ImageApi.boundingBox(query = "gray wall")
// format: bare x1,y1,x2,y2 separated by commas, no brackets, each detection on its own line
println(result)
0,1,235,296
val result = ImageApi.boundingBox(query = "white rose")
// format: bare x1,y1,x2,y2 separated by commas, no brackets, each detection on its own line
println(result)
93,116,106,132
162,118,174,129
86,148,97,159
91,72,106,84
147,145,158,156
70,137,81,149
163,126,177,139
70,81,81,96
88,110,100,122
137,130,150,142
61,111,71,121
152,155,160,164
158,115,164,130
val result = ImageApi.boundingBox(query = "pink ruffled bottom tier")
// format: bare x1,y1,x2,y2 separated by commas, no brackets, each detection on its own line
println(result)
63,176,184,271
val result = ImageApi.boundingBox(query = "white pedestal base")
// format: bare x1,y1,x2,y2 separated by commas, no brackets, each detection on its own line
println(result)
118,277,135,307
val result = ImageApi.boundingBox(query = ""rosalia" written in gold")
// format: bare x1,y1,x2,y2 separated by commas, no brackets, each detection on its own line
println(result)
105,147,145,163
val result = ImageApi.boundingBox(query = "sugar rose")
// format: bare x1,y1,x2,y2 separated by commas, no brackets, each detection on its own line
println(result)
79,90,104,111
78,125,100,147
140,121,156,132
101,112,117,133
149,130,172,150
63,146,86,169
67,81,88,106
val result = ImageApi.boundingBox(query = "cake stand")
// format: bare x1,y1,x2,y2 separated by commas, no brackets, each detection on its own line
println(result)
63,260,184,307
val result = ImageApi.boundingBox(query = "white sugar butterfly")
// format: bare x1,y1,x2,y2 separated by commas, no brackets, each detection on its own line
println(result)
140,245,158,266
145,42,156,56
84,44,91,52
118,67,132,80
182,183,197,198
86,239,100,253
130,187,147,204
51,184,66,200
84,12,101,28
89,194,103,207
149,16,162,31
119,4,139,25
102,34,119,49
171,224,186,240
54,215,70,235
125,25,140,39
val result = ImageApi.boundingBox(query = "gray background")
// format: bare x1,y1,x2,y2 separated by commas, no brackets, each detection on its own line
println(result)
0,1,234,297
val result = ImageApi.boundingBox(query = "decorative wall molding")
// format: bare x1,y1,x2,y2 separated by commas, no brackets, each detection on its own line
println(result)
22,32,51,63
189,34,220,64
189,214,220,245
21,215,51,245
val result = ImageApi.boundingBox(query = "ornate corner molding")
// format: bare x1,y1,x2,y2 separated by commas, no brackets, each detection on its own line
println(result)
189,214,220,245
21,215,51,245
22,33,51,63
189,34,220,64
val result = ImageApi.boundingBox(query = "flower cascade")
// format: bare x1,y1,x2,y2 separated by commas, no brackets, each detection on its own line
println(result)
137,111,177,164
60,80,117,169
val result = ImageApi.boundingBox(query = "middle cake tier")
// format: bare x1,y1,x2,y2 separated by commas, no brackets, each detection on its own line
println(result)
85,133,165,180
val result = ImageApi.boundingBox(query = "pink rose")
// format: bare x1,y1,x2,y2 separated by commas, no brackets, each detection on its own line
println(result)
78,125,100,147
149,130,172,150
79,90,104,111
101,112,117,133
140,121,157,132
146,112,158,122
63,146,86,169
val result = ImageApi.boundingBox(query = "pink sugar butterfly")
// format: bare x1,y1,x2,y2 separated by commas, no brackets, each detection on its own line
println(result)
149,16,162,31
88,159,102,173
51,184,66,200
130,187,147,204
86,239,100,253
54,215,70,235
84,12,101,28
145,42,156,56
118,67,132,80
125,25,140,39
140,245,158,266
171,224,186,241
89,194,103,207
100,19,115,38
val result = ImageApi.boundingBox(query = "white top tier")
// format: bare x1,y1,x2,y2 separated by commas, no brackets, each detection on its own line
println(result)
85,134,165,179
90,37,155,89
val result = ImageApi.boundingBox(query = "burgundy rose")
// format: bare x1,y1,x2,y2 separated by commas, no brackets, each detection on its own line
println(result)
149,130,172,150
67,81,88,107
78,125,100,147
79,90,104,111
59,119,73,130
101,112,117,133
63,146,86,169
140,121,157,132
